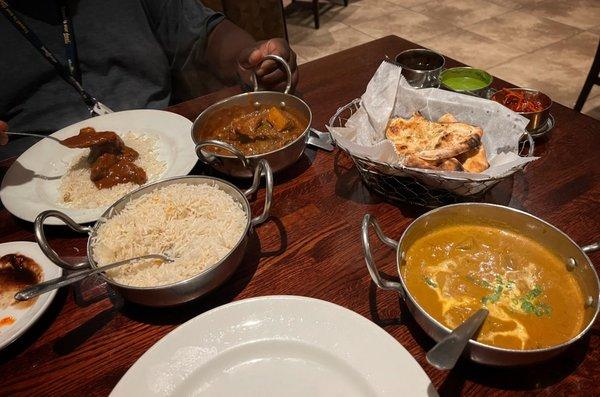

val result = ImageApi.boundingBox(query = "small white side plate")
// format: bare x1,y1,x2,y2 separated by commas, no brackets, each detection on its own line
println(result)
0,241,62,351
0,109,197,224
111,296,437,397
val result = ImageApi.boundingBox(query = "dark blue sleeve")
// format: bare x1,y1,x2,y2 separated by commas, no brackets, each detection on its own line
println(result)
141,0,225,71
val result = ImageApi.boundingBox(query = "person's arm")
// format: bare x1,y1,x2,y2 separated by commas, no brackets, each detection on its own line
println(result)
0,121,8,146
204,20,298,92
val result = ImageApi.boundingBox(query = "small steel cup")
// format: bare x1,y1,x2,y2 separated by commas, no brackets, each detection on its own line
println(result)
491,88,552,132
440,67,493,98
395,49,445,89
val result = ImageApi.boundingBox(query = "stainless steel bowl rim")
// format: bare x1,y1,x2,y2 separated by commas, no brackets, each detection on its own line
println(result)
399,65,444,75
85,175,255,291
191,91,312,160
368,202,600,355
395,48,446,74
491,87,553,115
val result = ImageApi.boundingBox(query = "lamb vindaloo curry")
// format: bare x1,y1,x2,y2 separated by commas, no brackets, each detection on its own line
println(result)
61,127,147,189
200,105,307,156
402,224,585,350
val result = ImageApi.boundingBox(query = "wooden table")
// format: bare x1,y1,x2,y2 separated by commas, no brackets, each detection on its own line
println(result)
1,35,599,396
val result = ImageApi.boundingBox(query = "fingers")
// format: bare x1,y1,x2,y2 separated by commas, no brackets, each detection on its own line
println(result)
255,44,297,75
256,40,298,90
0,121,8,146
254,59,279,78
259,67,299,90
237,45,263,71
262,39,291,63
237,38,299,91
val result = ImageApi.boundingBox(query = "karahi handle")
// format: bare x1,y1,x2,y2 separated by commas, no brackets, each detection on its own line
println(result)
251,54,292,94
582,242,600,254
34,210,92,270
361,214,404,296
195,139,250,168
245,159,273,227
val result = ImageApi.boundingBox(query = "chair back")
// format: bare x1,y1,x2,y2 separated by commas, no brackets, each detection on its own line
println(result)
222,0,288,40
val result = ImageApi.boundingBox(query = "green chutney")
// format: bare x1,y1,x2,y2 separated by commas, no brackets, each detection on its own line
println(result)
441,67,492,93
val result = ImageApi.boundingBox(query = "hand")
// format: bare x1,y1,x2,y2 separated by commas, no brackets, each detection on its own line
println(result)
237,38,299,92
0,121,8,146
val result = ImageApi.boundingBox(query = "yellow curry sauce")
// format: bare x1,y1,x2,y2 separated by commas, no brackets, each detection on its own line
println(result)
200,105,307,156
402,225,585,350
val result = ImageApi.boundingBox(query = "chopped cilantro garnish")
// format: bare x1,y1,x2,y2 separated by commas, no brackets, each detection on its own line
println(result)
482,285,503,305
424,277,437,288
521,300,534,313
534,303,552,317
466,275,492,290
519,286,551,317
463,276,551,316
525,285,542,300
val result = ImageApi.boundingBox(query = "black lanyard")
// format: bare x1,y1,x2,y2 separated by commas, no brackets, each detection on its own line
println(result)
0,0,100,111
59,1,81,84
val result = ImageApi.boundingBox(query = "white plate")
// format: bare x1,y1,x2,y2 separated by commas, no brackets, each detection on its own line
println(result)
0,241,62,351
111,296,437,397
0,109,197,224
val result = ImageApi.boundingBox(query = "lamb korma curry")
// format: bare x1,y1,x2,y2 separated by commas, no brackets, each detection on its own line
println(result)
200,105,308,156
402,224,585,350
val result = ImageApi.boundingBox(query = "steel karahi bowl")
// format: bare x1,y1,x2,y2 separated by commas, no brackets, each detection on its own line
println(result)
362,203,599,366
192,54,312,178
491,88,552,132
33,160,273,307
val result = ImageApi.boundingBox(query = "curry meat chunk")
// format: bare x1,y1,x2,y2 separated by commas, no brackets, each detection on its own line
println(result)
61,127,140,164
61,127,146,189
90,153,147,189
229,107,295,141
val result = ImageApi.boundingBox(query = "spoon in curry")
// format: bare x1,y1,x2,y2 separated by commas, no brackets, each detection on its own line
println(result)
426,308,489,370
14,254,173,301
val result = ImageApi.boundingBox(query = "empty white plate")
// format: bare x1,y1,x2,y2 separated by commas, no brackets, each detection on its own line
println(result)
111,296,437,397
0,109,197,224
0,241,62,351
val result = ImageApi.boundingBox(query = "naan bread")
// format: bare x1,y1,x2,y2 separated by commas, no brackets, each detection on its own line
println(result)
438,158,464,171
416,122,483,161
385,112,489,173
386,113,433,155
457,145,489,173
437,113,458,123
404,154,464,171
386,113,483,161
403,154,438,170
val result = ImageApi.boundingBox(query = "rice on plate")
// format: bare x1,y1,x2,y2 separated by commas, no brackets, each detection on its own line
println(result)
91,183,247,287
59,133,166,209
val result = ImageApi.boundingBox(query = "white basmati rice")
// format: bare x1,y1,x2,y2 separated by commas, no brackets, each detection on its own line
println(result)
91,183,247,287
59,133,166,209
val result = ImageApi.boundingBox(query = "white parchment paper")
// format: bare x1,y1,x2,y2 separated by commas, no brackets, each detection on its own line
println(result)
328,61,537,181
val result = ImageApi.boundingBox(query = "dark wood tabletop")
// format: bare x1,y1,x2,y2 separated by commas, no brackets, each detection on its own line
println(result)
1,35,599,396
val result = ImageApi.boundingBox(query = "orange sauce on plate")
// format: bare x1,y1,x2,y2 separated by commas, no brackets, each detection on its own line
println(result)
0,316,16,328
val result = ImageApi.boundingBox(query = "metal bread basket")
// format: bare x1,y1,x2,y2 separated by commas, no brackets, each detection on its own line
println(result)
328,99,534,207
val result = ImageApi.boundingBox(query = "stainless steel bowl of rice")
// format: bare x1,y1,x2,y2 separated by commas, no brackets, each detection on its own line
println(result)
33,160,273,306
